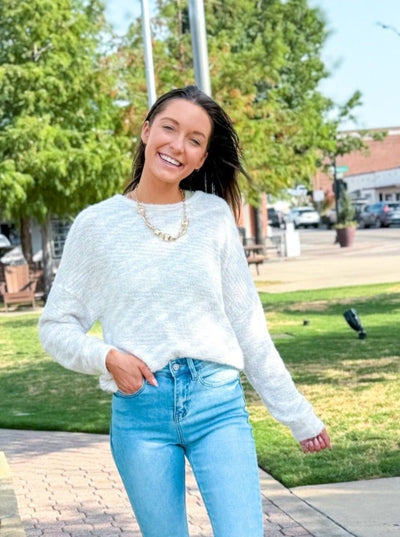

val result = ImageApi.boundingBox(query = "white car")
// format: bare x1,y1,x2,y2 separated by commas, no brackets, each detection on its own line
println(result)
287,207,320,229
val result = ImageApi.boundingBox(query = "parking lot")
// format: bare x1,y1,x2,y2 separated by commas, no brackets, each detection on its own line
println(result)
253,227,400,292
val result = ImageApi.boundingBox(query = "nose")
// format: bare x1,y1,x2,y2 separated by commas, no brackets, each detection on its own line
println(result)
169,133,184,153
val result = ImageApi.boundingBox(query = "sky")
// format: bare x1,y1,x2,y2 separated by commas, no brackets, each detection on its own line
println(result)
104,0,400,130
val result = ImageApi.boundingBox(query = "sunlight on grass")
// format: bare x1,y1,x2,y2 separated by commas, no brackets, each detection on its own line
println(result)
0,281,399,486
254,280,284,288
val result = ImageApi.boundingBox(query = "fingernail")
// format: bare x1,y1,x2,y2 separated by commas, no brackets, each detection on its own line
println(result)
151,378,158,387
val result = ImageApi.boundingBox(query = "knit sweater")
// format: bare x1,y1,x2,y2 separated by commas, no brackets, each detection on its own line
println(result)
39,191,324,441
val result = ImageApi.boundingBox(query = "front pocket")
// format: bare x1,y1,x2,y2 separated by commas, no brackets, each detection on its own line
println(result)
115,379,146,398
197,362,239,387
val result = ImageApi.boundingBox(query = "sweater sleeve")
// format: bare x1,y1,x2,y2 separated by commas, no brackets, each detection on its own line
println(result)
220,211,324,442
38,212,115,376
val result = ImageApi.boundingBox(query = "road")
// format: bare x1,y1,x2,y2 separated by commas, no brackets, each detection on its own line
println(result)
253,227,400,292
298,226,400,253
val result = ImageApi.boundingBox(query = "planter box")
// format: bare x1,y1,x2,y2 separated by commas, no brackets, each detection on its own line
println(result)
336,227,356,247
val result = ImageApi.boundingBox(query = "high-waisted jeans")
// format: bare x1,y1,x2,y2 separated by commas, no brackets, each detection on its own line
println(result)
110,358,263,537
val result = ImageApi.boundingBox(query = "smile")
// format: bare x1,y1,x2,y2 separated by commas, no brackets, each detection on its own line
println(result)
159,153,182,167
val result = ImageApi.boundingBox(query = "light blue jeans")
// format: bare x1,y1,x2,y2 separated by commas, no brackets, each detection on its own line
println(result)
110,358,263,537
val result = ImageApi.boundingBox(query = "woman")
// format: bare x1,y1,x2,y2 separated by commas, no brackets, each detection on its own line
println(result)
39,85,331,537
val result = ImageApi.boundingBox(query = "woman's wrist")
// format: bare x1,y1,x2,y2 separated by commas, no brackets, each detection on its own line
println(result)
105,348,118,372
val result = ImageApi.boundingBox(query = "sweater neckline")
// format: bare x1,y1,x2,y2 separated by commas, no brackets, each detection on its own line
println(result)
115,190,201,209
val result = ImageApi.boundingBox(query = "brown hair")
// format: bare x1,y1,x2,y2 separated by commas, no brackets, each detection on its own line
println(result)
124,85,249,219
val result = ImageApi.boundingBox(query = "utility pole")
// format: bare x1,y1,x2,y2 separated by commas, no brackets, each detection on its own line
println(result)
188,0,211,95
140,0,156,107
332,156,340,219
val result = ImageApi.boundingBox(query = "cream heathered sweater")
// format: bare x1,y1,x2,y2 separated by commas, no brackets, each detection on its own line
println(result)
39,191,324,441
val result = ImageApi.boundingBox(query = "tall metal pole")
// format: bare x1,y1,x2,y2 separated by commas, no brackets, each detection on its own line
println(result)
188,0,211,95
332,156,341,220
141,0,156,107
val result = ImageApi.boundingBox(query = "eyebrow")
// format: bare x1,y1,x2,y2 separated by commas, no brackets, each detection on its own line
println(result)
160,116,208,139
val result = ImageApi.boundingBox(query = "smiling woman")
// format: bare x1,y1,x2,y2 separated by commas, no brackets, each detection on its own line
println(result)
136,99,211,202
38,85,330,537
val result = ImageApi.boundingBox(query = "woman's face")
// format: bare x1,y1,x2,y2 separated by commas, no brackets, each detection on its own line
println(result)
140,99,212,188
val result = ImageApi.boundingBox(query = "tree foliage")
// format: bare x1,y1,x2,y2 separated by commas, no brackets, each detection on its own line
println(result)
0,0,371,228
0,0,131,225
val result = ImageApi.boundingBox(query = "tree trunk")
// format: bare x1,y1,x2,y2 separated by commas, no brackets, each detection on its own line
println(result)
20,217,33,265
41,215,53,300
253,206,264,244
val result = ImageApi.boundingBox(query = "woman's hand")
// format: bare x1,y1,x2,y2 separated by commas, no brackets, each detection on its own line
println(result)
300,428,331,453
106,349,158,395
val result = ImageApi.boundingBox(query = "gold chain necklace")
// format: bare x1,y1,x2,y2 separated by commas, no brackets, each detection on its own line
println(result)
133,188,189,242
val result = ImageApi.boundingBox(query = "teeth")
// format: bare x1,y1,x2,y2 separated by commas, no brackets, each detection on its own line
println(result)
160,153,181,166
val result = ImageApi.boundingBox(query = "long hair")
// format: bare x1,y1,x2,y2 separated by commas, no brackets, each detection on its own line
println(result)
124,86,249,220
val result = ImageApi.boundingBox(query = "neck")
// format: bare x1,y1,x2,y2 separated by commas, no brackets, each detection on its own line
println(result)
132,180,183,205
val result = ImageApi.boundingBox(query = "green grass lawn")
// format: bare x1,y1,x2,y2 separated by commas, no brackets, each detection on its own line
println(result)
1,281,399,488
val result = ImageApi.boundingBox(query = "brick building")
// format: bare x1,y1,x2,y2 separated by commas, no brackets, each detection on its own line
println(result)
313,127,400,205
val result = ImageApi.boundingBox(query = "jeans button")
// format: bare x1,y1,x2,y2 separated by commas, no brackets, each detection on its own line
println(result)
172,363,180,371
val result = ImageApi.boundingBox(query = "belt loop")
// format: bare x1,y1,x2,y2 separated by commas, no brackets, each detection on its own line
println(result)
186,358,198,380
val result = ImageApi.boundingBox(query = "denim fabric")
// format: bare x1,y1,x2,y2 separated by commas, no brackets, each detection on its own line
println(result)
110,358,263,537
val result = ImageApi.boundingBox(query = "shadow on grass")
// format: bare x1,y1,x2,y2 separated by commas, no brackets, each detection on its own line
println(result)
259,283,400,313
0,360,112,434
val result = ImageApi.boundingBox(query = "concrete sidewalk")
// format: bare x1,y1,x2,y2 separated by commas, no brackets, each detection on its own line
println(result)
0,429,353,537
291,478,400,537
252,228,400,293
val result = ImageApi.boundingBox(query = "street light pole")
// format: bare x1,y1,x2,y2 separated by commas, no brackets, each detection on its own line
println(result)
140,0,156,107
188,0,211,95
332,156,340,219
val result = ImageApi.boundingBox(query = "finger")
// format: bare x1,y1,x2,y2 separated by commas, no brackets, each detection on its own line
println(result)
117,377,144,395
301,437,319,453
300,439,312,452
302,430,332,453
313,429,331,451
308,439,318,452
138,362,158,387
320,429,332,449
315,434,328,450
315,436,327,452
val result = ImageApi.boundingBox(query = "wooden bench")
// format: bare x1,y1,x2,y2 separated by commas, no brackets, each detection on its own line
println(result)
244,245,268,275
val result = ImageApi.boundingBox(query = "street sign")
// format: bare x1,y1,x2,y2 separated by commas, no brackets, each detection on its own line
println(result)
335,165,349,173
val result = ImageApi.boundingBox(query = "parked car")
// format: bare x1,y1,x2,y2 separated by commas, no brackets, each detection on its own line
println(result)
387,204,400,226
358,202,400,228
267,207,285,228
325,201,366,228
286,207,320,229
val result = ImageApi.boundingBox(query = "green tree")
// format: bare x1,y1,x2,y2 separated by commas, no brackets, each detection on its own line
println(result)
0,0,131,292
319,91,386,222
336,188,355,227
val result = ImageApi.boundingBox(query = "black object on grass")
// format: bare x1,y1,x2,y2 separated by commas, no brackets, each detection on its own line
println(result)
343,308,367,339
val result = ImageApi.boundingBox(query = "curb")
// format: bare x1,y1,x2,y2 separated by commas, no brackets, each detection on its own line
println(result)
259,469,355,537
0,452,26,537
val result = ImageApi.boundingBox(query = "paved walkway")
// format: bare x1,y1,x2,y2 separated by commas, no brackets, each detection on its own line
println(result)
0,429,352,537
252,228,400,292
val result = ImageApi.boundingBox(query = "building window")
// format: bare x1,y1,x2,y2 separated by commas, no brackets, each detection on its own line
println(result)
51,218,72,258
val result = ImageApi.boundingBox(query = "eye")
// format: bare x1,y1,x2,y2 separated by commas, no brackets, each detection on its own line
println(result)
190,138,201,146
162,124,174,131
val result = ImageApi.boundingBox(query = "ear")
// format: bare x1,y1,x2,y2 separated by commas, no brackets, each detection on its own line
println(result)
197,151,208,170
141,121,150,144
